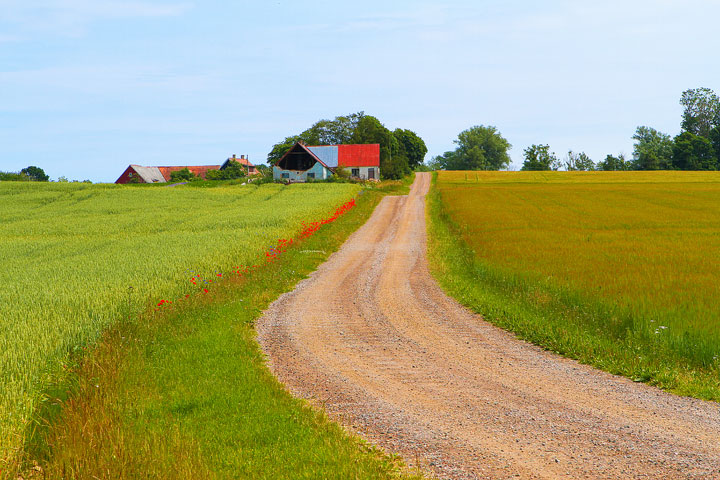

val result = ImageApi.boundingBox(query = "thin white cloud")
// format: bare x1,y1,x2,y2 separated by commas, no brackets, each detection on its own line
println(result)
0,0,191,38
0,63,215,89
0,63,221,114
335,6,450,33
0,34,20,43
0,0,191,18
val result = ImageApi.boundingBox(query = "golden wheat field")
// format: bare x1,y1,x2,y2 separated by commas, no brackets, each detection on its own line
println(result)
435,170,720,383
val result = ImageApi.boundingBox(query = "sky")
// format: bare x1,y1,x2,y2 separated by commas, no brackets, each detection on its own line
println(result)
1,0,719,182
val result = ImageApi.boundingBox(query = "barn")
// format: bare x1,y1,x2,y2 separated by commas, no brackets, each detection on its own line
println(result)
273,142,380,182
115,165,221,184
115,155,256,184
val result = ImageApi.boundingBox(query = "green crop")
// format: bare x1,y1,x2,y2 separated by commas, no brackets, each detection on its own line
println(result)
0,181,359,462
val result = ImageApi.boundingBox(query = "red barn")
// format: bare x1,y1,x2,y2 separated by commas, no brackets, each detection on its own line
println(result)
115,155,256,184
115,165,221,184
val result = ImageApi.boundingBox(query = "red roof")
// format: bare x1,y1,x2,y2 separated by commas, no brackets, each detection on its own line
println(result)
228,157,253,167
338,144,380,167
157,165,222,181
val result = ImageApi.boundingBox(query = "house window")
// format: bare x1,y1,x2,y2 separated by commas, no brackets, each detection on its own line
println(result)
281,173,290,179
368,168,375,179
307,173,315,179
351,168,360,177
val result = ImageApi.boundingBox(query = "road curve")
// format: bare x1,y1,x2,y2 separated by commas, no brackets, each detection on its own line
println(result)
257,172,720,479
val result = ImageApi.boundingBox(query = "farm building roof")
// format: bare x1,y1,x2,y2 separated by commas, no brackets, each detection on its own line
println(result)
294,143,380,168
274,143,332,172
336,144,380,167
306,146,339,168
116,164,222,184
156,165,222,181
221,156,254,168
128,165,165,183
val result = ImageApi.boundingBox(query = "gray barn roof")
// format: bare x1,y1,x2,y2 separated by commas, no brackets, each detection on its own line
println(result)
131,165,166,183
307,146,339,168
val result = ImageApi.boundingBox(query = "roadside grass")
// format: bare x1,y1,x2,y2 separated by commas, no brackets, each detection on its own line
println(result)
427,171,720,401
16,179,424,480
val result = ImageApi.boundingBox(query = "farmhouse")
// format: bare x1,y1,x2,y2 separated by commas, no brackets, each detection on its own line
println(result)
221,155,258,175
273,142,380,182
115,155,256,184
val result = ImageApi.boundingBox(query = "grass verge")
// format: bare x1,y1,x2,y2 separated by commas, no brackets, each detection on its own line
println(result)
14,178,424,480
426,172,720,402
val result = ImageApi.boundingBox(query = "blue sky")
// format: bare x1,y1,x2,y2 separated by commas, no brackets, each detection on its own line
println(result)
1,0,719,182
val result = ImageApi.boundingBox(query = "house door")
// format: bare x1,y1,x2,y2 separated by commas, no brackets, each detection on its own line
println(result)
368,168,375,179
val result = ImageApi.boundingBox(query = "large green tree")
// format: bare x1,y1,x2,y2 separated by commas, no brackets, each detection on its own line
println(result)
266,112,366,165
671,132,717,170
431,125,511,170
680,87,720,138
21,166,49,181
521,144,560,171
393,128,428,170
303,112,365,145
351,115,408,180
631,126,673,170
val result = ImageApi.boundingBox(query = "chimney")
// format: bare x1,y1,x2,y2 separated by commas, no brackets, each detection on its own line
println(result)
232,154,236,160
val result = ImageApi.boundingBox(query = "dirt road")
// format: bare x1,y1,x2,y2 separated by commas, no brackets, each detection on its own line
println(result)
257,172,720,479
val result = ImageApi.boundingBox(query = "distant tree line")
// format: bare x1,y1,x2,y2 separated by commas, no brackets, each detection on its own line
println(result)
519,87,720,172
429,87,720,172
266,112,428,180
0,166,95,182
0,166,50,181
426,126,638,172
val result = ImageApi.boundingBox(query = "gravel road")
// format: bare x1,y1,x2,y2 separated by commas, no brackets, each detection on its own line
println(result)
257,172,720,479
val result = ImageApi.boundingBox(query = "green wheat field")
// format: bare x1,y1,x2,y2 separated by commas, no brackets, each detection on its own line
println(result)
0,181,360,462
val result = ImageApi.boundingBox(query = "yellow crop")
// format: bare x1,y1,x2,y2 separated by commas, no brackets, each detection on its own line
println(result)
436,170,720,370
